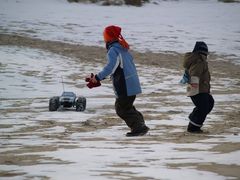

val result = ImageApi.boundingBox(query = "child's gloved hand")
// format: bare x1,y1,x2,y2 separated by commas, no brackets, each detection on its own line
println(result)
85,73,101,89
87,80,101,89
85,73,94,82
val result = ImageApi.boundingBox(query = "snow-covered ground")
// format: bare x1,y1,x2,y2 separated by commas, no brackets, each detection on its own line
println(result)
0,0,240,63
0,46,240,179
0,0,240,179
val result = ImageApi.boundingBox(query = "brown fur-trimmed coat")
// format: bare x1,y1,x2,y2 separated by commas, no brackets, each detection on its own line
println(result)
183,52,211,95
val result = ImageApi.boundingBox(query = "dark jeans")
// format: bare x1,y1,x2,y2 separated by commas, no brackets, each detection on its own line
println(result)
115,95,145,130
189,93,214,129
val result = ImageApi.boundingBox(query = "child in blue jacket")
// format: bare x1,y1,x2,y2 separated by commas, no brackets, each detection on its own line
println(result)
88,25,149,137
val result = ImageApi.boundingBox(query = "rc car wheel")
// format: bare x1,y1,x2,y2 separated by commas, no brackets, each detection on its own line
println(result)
76,96,86,112
49,96,60,111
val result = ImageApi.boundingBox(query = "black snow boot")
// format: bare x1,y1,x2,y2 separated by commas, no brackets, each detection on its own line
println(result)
187,123,203,133
126,125,149,137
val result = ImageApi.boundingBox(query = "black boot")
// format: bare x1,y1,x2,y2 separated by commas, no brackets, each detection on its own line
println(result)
126,125,149,137
187,123,203,133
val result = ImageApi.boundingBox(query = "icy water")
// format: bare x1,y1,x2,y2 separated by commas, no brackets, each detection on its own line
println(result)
0,0,240,63
0,46,240,179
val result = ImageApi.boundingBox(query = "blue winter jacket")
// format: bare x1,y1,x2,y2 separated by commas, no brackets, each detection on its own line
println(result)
96,42,142,97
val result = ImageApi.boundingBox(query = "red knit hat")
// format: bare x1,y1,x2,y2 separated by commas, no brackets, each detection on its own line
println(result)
103,25,129,49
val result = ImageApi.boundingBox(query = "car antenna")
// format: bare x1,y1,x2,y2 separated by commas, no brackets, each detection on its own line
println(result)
61,76,65,92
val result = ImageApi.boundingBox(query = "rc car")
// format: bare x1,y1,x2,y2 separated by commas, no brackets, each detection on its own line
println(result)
49,91,86,112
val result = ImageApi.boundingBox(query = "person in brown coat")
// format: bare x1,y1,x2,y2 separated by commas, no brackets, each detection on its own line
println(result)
183,41,214,133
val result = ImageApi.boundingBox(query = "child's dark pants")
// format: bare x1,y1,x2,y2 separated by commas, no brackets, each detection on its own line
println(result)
188,93,214,131
115,95,145,130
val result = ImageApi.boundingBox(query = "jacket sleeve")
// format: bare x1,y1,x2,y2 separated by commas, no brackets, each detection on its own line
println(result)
97,48,119,81
189,60,204,78
183,52,204,78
